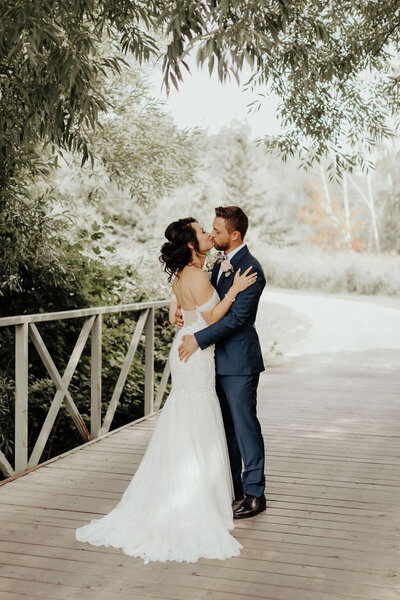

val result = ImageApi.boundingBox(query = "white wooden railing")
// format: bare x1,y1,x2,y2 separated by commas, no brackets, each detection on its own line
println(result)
0,300,173,479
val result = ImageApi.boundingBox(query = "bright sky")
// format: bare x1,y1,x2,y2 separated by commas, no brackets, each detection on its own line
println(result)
148,61,282,138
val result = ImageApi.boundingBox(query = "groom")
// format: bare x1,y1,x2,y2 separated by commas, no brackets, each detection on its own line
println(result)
178,206,266,519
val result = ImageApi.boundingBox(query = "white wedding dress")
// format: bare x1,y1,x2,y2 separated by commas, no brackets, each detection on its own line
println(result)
75,289,242,564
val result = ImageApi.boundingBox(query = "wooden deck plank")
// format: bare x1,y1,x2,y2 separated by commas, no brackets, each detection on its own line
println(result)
1,545,399,589
3,529,400,575
4,478,400,506
0,539,396,576
1,502,395,527
3,503,398,536
1,551,400,599
2,513,399,553
1,350,400,599
2,496,399,541
0,564,390,600
0,577,338,600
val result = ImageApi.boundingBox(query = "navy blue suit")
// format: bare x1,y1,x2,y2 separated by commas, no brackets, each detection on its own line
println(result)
195,245,266,497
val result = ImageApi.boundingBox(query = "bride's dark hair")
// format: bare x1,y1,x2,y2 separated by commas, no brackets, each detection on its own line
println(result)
159,218,200,282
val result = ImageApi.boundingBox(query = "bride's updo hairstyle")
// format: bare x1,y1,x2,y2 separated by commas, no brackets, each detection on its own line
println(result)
160,217,201,282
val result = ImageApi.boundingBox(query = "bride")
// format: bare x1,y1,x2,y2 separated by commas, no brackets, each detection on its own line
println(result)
75,217,257,564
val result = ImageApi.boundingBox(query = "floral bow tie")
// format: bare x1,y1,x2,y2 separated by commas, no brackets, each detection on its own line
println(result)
215,252,227,264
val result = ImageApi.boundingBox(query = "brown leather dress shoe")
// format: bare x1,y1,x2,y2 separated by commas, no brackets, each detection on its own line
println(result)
233,494,266,519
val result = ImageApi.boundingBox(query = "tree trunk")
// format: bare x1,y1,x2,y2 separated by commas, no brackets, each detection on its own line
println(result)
342,172,351,247
367,173,381,253
349,174,381,254
319,166,332,214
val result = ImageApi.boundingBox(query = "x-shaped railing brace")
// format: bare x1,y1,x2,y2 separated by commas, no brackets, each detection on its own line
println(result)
27,318,94,468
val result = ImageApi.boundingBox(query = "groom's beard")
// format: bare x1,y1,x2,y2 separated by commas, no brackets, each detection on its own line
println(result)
213,242,230,252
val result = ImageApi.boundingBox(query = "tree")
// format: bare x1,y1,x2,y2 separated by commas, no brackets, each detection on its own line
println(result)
52,61,200,206
348,174,381,253
134,122,305,251
93,66,200,207
0,1,162,190
0,3,200,296
0,1,163,294
162,0,400,174
373,146,400,254
299,175,368,251
212,123,297,245
42,61,201,264
3,0,399,190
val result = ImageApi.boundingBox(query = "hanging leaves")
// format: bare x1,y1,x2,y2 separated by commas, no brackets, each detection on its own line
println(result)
0,0,163,191
160,0,400,174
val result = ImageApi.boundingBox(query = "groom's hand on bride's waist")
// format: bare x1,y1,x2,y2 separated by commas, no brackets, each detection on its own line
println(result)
178,335,199,362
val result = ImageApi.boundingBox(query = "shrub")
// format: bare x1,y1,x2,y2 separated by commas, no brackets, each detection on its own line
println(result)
258,245,400,296
0,196,175,479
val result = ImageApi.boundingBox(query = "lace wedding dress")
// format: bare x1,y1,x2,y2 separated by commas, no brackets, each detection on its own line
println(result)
75,288,242,564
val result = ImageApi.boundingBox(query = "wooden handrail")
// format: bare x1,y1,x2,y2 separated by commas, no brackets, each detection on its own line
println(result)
0,300,168,327
0,300,174,479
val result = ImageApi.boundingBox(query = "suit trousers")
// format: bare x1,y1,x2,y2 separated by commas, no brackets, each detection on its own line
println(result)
216,373,265,498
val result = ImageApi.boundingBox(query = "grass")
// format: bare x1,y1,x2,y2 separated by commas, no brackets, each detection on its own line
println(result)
257,245,400,296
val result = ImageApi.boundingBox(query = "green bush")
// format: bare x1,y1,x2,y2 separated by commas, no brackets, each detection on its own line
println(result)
0,195,174,479
258,244,400,296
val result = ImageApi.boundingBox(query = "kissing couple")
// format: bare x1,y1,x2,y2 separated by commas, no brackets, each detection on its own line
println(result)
76,205,266,564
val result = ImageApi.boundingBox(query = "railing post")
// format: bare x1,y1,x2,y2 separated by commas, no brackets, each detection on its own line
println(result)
91,314,102,438
144,308,154,416
154,356,171,411
15,323,29,473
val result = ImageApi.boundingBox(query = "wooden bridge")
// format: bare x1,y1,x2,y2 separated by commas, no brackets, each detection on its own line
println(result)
0,301,400,599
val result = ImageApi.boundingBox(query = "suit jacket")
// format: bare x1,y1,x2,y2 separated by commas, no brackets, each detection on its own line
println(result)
194,245,266,375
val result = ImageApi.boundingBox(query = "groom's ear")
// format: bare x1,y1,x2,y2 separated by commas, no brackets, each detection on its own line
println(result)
232,231,242,243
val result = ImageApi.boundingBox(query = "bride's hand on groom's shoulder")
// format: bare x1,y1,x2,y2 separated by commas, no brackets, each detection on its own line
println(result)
231,266,257,294
178,335,199,362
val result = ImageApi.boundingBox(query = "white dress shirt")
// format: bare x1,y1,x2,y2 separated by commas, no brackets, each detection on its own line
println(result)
216,243,246,284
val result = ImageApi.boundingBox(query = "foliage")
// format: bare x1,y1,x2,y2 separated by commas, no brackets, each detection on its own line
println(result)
2,0,400,478
0,303,175,477
2,0,400,184
142,122,305,250
89,119,400,286
0,201,175,476
258,244,400,296
0,375,14,459
0,54,189,477
0,189,64,297
0,189,130,310
109,124,290,264
162,0,400,174
300,177,368,252
97,69,200,205
210,123,297,246
375,148,400,253
0,0,162,189
50,62,201,212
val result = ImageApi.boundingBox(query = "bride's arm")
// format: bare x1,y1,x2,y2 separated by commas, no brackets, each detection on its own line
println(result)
169,279,178,324
191,269,257,325
169,294,178,324
169,295,178,324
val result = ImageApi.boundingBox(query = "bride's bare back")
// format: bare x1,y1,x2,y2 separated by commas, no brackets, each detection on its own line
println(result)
172,266,213,311
170,264,257,327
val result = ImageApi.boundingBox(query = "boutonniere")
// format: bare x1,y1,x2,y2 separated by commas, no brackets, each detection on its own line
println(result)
204,258,216,280
205,259,216,273
221,259,234,277
204,250,220,278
